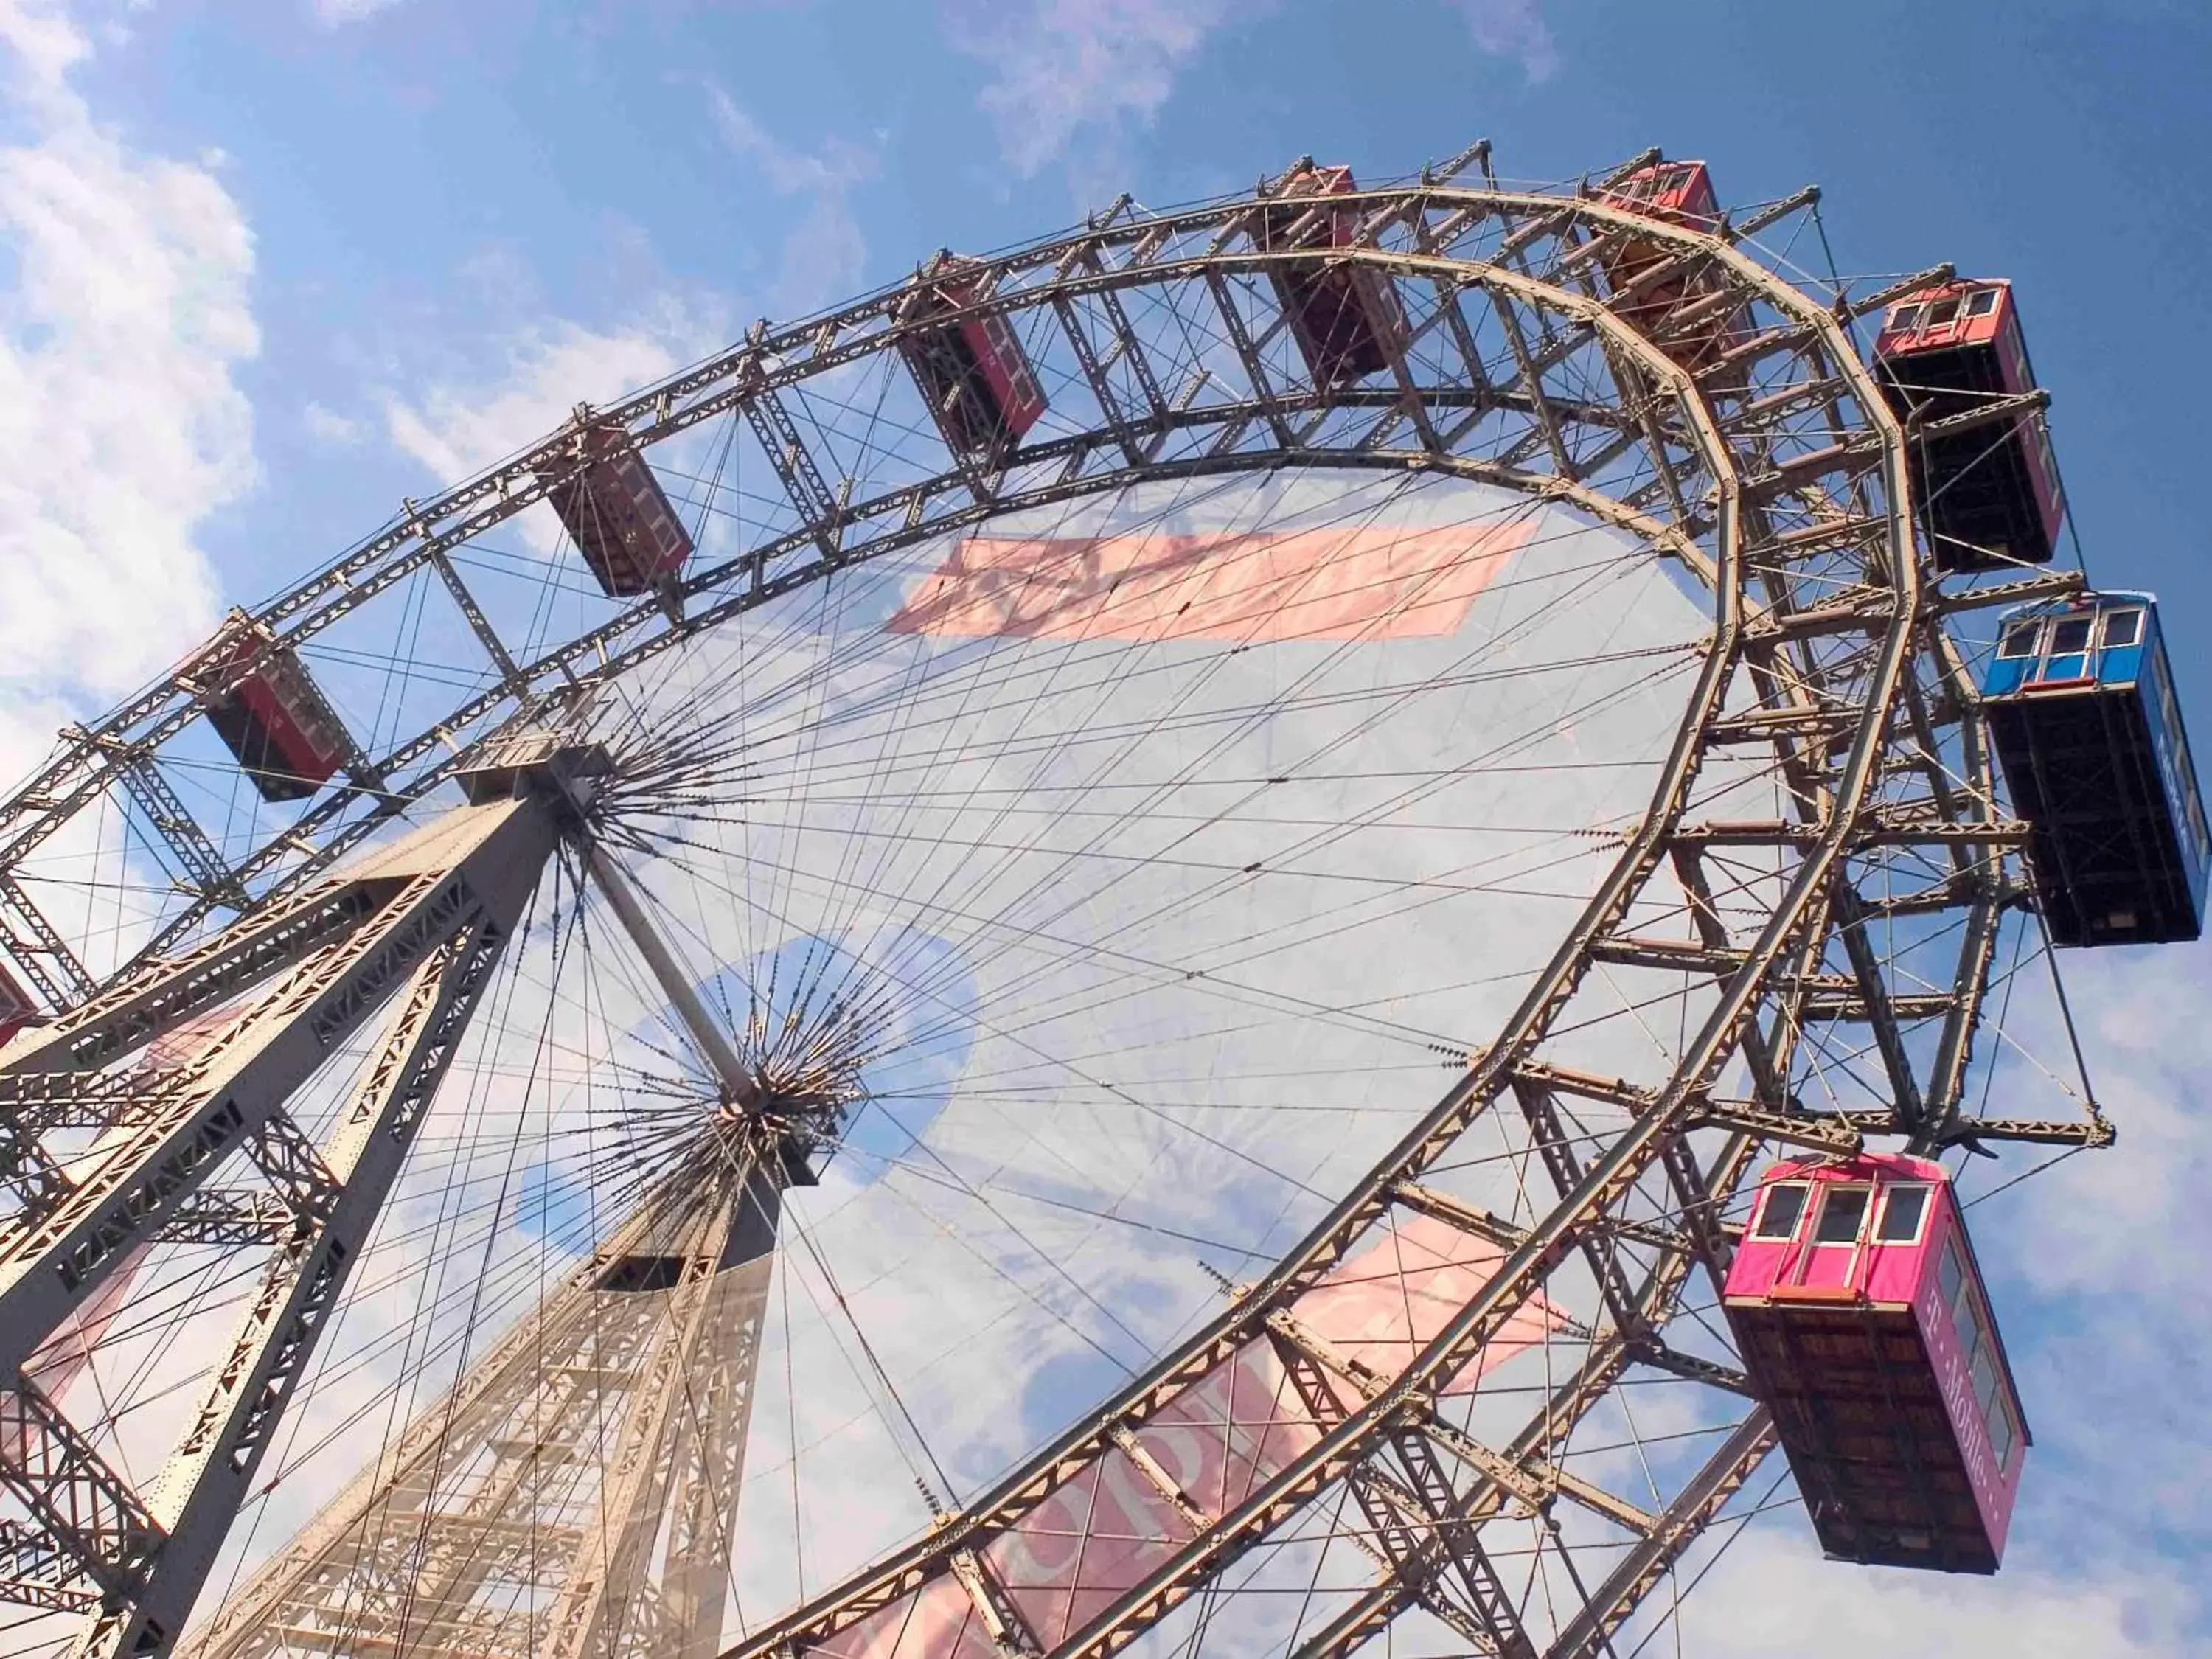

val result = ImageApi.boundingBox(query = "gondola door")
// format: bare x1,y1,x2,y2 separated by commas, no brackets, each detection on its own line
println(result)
1793,1180,1873,1295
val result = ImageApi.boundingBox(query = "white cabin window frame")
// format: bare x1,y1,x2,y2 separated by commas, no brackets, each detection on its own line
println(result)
1751,1181,1811,1242
1875,1183,1931,1245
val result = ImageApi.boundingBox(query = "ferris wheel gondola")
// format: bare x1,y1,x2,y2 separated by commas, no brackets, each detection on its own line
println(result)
0,139,2181,1659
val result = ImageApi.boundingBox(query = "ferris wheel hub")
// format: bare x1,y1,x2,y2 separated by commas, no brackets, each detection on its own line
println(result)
0,138,2159,1659
453,734,613,818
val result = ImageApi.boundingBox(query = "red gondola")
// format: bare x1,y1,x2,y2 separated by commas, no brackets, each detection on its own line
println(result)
1596,160,1743,376
191,618,352,804
1724,1155,2028,1573
898,262,1049,459
536,420,696,599
1874,279,2065,572
1259,164,1407,388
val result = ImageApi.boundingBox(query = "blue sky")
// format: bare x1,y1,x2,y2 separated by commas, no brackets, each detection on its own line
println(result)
18,0,2212,695
4,0,2211,1652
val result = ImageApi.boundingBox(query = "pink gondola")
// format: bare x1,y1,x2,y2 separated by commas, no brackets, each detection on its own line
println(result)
537,420,696,598
191,618,352,803
898,264,1049,459
1723,1153,2028,1572
1596,160,1745,377
1259,164,1408,388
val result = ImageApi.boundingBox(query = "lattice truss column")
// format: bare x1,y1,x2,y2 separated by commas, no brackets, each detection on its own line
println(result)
0,142,2073,1009
178,1150,778,1659
0,139,2114,1659
0,757,593,1658
674,164,2095,1659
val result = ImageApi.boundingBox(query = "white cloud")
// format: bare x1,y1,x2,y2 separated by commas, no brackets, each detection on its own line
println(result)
0,687,75,818
300,400,361,445
0,9,254,1628
1966,939,2212,1554
383,317,692,484
0,0,86,83
943,0,1250,179
1453,0,1559,83
0,0,257,707
709,92,872,316
373,105,877,580
378,292,726,557
943,0,1561,182
1687,1526,2199,1657
710,97,869,201
310,0,406,25
379,99,872,509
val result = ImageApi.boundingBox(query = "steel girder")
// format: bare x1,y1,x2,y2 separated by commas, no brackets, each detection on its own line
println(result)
0,162,1792,977
0,144,2096,1658
0,771,572,1655
176,1153,779,1659
646,170,2029,1658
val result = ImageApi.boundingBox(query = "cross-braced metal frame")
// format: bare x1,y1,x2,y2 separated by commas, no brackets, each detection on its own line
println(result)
0,765,570,1653
0,142,2104,1658
176,1143,780,1659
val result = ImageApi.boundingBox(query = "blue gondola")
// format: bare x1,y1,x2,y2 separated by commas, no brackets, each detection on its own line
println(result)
1982,592,2211,945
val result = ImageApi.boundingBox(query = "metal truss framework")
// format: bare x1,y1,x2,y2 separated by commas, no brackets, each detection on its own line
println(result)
176,1147,780,1659
0,141,2107,1657
0,769,569,1655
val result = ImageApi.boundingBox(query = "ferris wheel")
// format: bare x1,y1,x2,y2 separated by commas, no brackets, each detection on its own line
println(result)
0,138,2187,1659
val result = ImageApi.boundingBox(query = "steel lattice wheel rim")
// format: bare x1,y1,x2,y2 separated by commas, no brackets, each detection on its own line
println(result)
0,145,2102,1659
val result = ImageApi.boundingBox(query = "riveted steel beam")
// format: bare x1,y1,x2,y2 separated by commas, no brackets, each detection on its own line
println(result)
1544,1412,1777,1659
0,154,2081,1659
0,761,578,1653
